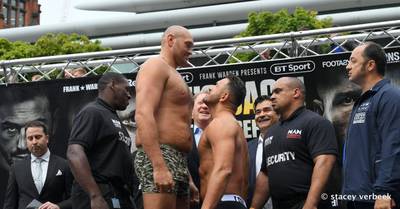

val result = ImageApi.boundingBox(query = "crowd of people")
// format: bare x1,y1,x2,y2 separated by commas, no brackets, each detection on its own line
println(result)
1,25,400,209
31,67,88,82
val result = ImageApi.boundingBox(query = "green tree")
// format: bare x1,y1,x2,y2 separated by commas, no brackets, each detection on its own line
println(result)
233,7,332,62
0,33,109,60
1,41,38,60
0,38,12,58
0,33,110,82
34,33,107,56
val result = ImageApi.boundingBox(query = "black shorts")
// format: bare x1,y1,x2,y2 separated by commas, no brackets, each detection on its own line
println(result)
216,201,246,209
216,195,247,209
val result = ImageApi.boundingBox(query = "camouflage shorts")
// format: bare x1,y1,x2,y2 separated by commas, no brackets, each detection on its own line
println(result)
134,144,189,197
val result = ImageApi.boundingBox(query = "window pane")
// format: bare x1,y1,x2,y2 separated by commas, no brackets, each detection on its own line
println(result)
18,11,24,26
11,0,17,7
19,1,25,10
10,9,16,26
2,6,8,22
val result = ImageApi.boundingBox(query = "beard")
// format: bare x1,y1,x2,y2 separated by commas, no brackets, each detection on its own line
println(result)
203,94,218,107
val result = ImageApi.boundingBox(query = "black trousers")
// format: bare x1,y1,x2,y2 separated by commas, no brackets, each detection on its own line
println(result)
273,199,305,209
71,183,136,209
273,196,340,209
346,201,374,209
347,201,400,209
273,194,306,209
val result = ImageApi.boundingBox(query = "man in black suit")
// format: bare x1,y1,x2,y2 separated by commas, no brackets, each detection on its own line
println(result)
0,144,11,208
187,91,212,209
3,120,72,209
247,96,278,208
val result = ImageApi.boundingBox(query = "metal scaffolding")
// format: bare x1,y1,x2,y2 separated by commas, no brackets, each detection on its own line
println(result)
1,20,400,84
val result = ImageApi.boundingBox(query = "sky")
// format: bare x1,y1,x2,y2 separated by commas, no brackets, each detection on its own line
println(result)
38,0,129,25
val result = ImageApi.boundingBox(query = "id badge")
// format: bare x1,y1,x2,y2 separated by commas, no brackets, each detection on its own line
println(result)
111,198,121,209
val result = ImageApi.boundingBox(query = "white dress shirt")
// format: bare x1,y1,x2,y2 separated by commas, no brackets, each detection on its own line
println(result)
255,135,263,177
31,150,50,193
193,124,203,148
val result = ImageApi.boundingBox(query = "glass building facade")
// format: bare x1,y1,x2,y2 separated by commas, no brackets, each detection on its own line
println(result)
0,0,40,28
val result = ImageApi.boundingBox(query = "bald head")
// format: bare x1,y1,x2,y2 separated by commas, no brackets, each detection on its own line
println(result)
271,77,306,119
277,77,306,98
161,25,191,46
159,25,193,68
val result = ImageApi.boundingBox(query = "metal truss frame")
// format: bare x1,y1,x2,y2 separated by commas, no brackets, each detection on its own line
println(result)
1,20,400,84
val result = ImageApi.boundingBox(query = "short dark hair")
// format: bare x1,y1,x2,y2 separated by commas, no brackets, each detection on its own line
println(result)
254,95,272,110
361,42,387,76
98,72,127,92
226,74,246,108
24,120,48,135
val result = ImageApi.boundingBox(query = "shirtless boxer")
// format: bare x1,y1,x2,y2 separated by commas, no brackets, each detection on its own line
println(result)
134,25,198,209
199,75,249,209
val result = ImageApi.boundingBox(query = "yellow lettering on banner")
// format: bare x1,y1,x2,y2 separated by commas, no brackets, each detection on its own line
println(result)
235,100,254,115
236,105,242,115
241,81,258,115
243,100,254,115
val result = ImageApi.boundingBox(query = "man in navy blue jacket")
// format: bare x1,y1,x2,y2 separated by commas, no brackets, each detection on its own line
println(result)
343,41,400,209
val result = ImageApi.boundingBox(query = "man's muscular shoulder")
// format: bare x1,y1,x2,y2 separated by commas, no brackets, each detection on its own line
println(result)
206,115,238,141
139,57,170,74
142,56,164,66
137,57,170,85
212,115,238,129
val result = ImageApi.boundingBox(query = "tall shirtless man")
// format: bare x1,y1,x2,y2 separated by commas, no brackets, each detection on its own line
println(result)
135,25,198,209
199,75,249,209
